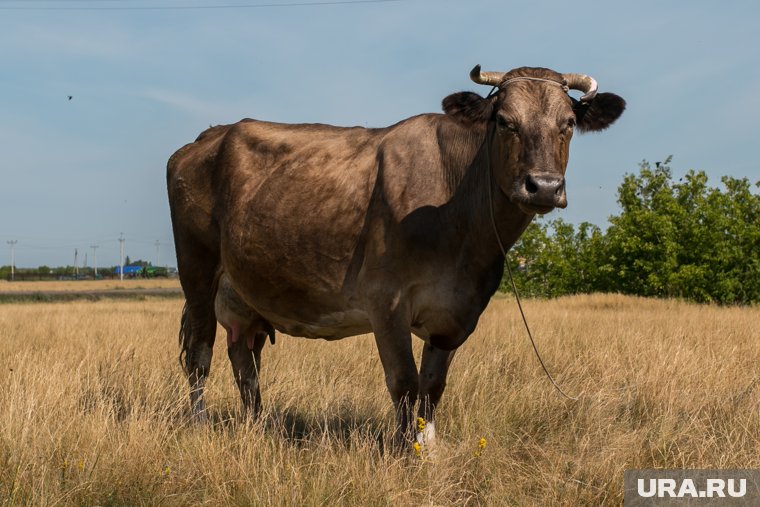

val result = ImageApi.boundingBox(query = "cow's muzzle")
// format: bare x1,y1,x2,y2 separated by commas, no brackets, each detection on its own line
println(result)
515,174,567,214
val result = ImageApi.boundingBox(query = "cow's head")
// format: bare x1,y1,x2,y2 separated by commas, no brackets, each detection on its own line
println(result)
442,65,625,214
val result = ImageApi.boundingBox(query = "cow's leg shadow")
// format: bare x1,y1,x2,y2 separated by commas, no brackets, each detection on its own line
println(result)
266,406,387,453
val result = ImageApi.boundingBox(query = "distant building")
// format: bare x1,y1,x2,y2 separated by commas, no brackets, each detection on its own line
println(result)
113,265,172,278
113,265,144,276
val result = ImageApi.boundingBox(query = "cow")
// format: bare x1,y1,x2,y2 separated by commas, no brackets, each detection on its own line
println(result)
167,65,625,450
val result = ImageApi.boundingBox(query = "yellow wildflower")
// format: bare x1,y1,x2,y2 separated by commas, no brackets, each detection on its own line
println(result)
412,441,422,458
474,437,487,457
417,417,426,432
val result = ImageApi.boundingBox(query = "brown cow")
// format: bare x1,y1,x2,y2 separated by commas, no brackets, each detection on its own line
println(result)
167,65,625,449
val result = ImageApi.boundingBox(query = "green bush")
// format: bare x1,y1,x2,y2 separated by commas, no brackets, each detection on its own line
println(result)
504,158,760,305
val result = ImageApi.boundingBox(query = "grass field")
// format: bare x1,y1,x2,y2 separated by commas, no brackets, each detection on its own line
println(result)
0,278,181,293
0,291,758,505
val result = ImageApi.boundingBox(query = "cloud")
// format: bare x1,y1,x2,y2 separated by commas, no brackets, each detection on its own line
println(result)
135,88,226,120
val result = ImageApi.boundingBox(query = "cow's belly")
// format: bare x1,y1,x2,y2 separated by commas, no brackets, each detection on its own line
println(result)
255,294,482,345
253,306,371,340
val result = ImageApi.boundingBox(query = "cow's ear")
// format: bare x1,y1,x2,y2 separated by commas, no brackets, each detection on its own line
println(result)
442,92,493,125
574,92,626,132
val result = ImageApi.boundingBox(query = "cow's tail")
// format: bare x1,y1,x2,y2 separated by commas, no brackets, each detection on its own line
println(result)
178,302,191,374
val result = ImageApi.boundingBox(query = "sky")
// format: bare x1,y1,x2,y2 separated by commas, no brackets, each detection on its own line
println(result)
1,0,758,269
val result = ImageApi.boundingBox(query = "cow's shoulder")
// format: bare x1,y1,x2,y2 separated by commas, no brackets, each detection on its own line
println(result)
375,113,481,218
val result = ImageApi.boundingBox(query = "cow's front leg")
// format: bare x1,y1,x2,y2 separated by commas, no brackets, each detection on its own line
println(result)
370,308,418,452
417,343,456,450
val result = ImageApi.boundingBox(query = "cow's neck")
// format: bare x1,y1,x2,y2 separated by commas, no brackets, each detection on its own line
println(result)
438,121,534,271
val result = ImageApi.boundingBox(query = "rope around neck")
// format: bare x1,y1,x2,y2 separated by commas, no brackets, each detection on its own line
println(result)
500,76,570,93
485,138,580,402
487,77,569,98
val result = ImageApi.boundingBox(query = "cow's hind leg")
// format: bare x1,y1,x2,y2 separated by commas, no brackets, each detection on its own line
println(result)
215,273,274,417
416,343,456,450
179,301,216,422
175,244,219,423
225,322,273,417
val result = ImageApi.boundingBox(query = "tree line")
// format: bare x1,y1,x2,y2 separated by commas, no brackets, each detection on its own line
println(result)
504,157,760,305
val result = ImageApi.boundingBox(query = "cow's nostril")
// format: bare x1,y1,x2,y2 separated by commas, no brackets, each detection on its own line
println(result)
525,175,539,194
555,180,565,195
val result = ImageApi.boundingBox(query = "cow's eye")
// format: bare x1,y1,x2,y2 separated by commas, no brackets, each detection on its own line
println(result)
562,117,576,133
496,116,518,134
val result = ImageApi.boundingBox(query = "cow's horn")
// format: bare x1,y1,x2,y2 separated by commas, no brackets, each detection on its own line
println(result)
562,73,598,103
469,64,505,87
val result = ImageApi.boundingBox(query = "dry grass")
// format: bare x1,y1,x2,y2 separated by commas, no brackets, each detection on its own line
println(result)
0,279,180,293
0,294,758,505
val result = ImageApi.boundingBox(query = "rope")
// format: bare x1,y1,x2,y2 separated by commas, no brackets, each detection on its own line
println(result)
485,132,580,401
500,76,569,93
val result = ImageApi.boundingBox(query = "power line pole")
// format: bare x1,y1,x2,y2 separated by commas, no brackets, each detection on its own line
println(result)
91,244,99,277
74,248,79,278
7,240,17,281
119,233,125,281
155,240,160,267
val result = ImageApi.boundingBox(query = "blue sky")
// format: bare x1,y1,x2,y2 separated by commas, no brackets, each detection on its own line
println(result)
1,0,758,268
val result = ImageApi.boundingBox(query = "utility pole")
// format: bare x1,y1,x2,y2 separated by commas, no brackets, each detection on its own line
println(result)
119,233,125,281
7,240,17,281
74,248,79,278
91,245,99,277
155,240,160,268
